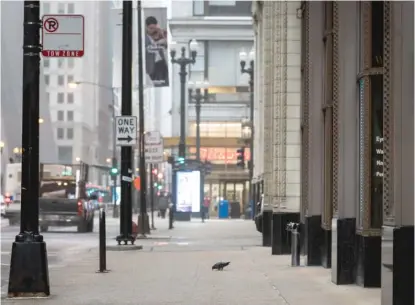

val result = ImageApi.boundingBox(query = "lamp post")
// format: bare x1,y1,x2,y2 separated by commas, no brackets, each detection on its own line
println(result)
188,80,209,221
69,80,120,218
170,40,199,159
8,1,50,297
239,48,255,216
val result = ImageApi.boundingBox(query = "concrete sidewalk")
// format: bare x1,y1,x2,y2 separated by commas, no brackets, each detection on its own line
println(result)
1,219,380,305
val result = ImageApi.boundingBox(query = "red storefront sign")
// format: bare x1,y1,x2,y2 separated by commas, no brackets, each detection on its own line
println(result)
188,147,251,162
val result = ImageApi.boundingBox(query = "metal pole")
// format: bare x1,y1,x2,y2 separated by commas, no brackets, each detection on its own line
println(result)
149,164,155,229
249,74,254,216
8,1,50,297
194,91,204,222
111,92,118,218
179,58,187,158
97,208,108,272
116,0,134,245
137,0,148,237
195,90,201,163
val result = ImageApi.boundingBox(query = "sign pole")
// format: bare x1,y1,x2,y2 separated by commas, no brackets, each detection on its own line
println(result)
8,1,50,297
115,1,134,245
137,0,148,238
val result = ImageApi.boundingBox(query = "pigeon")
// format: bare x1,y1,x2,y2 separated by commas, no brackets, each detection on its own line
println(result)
212,261,230,271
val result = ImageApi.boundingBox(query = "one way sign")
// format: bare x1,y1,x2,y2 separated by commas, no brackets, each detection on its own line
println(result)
115,116,137,146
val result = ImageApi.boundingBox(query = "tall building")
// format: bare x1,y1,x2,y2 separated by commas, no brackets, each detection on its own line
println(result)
40,2,113,166
0,1,57,191
254,1,414,304
169,0,254,212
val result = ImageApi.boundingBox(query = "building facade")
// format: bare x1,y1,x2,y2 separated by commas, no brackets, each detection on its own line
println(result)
41,1,113,166
253,1,414,304
252,1,302,249
169,0,254,212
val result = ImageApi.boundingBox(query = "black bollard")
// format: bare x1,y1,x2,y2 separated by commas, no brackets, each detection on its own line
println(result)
97,208,109,273
168,203,174,230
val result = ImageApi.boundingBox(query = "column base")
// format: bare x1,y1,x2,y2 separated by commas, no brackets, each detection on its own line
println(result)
299,222,306,255
321,228,332,268
355,234,381,287
8,240,50,298
331,217,356,285
271,212,300,255
382,225,414,305
262,211,272,247
304,215,323,265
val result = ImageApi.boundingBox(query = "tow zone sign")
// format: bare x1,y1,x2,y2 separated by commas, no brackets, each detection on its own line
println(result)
42,14,85,57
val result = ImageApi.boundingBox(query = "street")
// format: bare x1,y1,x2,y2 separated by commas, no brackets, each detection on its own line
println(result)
0,216,380,305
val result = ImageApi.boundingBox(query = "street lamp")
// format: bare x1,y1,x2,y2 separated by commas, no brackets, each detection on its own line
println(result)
170,39,199,158
239,48,255,218
70,80,120,218
188,80,209,162
188,80,209,222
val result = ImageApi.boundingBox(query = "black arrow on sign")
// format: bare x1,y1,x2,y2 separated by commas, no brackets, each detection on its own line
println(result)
117,135,133,142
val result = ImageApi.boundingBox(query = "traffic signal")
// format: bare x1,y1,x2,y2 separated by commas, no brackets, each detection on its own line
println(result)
110,158,118,176
177,157,185,164
236,147,245,168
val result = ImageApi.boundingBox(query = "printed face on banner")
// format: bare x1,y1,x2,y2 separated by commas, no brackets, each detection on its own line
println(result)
143,8,169,88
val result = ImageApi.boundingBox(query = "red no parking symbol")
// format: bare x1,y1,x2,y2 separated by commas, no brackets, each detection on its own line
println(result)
44,17,59,33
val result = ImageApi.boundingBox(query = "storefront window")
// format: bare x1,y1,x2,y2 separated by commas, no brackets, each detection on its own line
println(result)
370,75,383,228
358,78,365,229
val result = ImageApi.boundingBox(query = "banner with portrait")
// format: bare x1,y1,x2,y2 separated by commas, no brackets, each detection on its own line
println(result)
143,7,169,88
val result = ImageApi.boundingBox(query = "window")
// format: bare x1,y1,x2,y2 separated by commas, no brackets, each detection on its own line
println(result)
67,92,74,104
58,3,65,13
58,146,73,163
193,0,205,15
57,128,64,139
58,75,64,86
68,58,75,69
44,75,50,85
205,0,251,16
68,3,75,13
42,3,50,13
57,110,64,121
188,122,242,137
67,128,74,139
45,92,50,103
43,59,50,68
67,75,74,85
58,58,65,68
67,111,74,121
57,92,64,103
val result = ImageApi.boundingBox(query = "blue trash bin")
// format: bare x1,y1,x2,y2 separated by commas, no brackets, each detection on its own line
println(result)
218,200,229,219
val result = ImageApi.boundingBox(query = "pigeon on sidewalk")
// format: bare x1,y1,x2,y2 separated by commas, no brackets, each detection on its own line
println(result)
212,261,230,271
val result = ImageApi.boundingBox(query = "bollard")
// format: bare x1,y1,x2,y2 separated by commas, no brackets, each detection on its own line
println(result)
286,222,301,267
168,203,174,229
97,208,109,273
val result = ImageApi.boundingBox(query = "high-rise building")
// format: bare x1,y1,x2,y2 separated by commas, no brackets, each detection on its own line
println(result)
1,1,57,172
169,0,254,212
40,2,113,165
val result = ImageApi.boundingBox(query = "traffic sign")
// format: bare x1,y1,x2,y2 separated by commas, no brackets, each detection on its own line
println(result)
145,131,161,144
115,116,137,146
145,140,164,164
42,14,85,57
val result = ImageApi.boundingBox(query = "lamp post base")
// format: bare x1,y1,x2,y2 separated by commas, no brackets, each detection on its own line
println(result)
8,235,50,298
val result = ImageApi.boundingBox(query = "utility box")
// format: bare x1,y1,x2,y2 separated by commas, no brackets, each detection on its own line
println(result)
218,200,229,219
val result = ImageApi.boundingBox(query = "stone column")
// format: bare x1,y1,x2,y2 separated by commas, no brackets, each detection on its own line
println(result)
303,1,324,266
270,1,301,255
381,2,414,304
261,1,273,246
331,1,359,285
